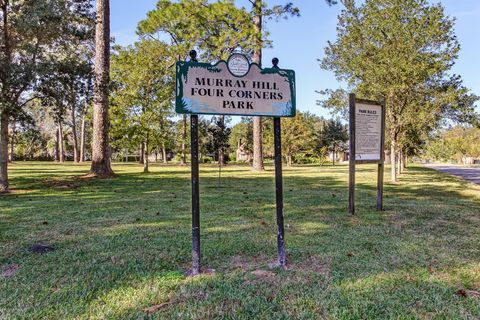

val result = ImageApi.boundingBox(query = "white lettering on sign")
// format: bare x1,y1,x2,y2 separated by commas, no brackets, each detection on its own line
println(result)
355,103,383,161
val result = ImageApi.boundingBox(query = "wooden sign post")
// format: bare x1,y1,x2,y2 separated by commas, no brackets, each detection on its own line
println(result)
176,51,295,274
348,93,386,215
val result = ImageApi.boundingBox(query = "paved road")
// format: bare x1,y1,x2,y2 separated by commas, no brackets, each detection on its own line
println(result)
424,164,480,185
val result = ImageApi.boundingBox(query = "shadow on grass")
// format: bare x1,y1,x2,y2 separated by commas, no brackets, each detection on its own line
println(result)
1,163,479,319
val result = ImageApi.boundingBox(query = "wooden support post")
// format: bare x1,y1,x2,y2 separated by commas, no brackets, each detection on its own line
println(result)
377,163,384,211
377,99,386,211
348,93,356,215
273,117,286,267
190,114,201,274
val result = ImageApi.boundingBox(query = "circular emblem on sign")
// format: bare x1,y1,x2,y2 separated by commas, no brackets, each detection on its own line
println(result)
227,53,250,77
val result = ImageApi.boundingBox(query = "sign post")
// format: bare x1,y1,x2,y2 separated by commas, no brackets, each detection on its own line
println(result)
348,93,386,215
274,117,285,266
190,114,200,274
176,51,295,273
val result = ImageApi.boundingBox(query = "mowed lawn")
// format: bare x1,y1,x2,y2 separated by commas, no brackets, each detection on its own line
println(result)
1,162,479,319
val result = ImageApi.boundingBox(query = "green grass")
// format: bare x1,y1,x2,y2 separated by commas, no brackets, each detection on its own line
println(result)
1,161,479,319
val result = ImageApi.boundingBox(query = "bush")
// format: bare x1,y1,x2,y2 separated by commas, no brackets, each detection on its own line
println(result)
294,153,324,165
201,156,213,163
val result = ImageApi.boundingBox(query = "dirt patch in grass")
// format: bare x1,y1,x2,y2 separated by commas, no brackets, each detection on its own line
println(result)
288,255,332,277
43,178,83,189
227,254,269,272
42,174,100,190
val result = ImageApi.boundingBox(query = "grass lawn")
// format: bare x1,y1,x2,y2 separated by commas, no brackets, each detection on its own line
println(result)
1,162,479,319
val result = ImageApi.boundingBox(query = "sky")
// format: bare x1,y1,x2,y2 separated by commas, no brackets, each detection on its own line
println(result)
111,0,480,120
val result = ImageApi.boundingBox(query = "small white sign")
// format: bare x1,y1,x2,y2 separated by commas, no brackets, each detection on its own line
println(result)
227,53,250,77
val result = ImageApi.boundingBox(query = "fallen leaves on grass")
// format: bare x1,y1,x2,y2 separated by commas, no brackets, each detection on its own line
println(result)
110,256,125,265
1,264,20,278
143,302,171,314
251,270,275,278
228,255,266,271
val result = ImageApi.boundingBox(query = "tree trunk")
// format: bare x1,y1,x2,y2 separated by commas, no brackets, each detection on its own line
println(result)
139,143,144,164
390,141,397,183
162,142,167,164
143,137,148,173
79,114,86,162
58,122,65,163
8,119,15,162
54,128,60,162
0,111,9,192
154,150,158,162
332,145,335,166
286,154,292,167
252,0,264,171
218,150,224,167
181,114,187,165
90,0,114,176
1,4,11,191
398,151,402,174
71,105,79,163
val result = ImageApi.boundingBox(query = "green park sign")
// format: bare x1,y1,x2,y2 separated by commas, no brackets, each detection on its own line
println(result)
175,53,296,117
177,51,294,274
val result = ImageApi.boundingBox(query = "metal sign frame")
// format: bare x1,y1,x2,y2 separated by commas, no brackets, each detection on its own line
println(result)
185,51,290,275
348,93,386,214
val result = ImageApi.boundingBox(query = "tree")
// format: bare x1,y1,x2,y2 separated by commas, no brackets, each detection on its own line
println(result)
138,0,255,61
137,0,257,166
229,118,253,161
110,40,175,173
281,112,313,167
250,0,300,171
317,118,348,165
0,0,92,191
251,0,264,171
205,116,231,186
90,0,114,176
249,0,335,170
205,116,231,164
320,0,476,182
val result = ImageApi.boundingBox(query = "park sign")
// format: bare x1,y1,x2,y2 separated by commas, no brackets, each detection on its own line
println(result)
354,101,385,162
182,50,291,275
175,53,296,117
348,94,386,215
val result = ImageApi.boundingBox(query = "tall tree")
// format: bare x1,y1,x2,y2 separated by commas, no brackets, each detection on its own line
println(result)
249,0,335,170
0,0,92,191
138,0,255,61
249,0,300,171
251,0,264,171
90,0,114,176
110,40,175,173
137,0,258,167
320,0,477,182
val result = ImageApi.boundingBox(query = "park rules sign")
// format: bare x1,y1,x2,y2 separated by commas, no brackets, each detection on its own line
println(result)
354,103,384,161
348,94,386,214
175,53,296,117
